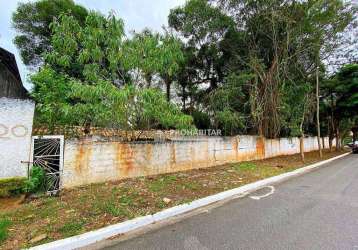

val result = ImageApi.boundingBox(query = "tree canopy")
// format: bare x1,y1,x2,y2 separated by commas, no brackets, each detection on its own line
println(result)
12,0,88,68
169,0,354,138
30,11,194,136
321,64,358,144
46,12,127,85
10,0,357,144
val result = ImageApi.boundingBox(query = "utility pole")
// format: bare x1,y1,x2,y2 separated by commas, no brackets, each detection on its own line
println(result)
316,61,323,158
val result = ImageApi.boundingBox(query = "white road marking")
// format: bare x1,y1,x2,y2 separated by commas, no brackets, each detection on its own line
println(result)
249,186,275,200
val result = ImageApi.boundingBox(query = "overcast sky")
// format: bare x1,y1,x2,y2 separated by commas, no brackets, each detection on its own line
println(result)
0,0,186,89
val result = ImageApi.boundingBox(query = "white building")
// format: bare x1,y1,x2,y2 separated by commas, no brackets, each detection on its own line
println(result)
0,47,35,179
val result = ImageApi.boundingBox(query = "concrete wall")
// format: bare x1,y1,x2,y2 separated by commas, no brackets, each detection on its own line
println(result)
0,98,35,178
61,135,332,188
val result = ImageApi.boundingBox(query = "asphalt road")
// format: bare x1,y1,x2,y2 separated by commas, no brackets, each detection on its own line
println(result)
100,154,358,250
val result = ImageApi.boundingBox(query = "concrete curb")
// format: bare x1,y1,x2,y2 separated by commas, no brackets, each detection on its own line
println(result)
30,152,350,250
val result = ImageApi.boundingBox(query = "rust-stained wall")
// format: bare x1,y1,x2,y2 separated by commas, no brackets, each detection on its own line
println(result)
61,136,333,188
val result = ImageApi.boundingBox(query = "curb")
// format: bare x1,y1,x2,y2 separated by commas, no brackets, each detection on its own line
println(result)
30,152,350,250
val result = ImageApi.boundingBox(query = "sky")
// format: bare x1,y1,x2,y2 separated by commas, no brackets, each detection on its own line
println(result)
0,0,186,90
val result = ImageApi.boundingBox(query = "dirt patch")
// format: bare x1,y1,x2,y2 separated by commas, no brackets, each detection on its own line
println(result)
0,195,25,212
0,149,347,249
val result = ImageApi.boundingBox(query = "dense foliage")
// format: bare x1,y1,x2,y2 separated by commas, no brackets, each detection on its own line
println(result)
322,64,358,147
31,67,194,132
169,0,354,138
23,166,46,194
11,0,357,145
30,12,193,135
12,0,88,68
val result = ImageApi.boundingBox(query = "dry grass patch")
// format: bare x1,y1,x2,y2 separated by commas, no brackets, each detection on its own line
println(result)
0,149,346,249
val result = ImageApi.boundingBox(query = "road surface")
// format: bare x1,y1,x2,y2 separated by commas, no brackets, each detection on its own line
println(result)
98,154,358,250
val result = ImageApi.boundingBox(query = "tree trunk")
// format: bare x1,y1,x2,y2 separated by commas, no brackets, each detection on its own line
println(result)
182,85,186,110
253,55,280,139
329,92,335,152
300,134,305,162
166,79,171,102
329,117,334,152
328,118,333,152
336,126,340,151
258,123,264,138
84,121,91,135
299,114,305,162
316,65,322,158
145,73,152,87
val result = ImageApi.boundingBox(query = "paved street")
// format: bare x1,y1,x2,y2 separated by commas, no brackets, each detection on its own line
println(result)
101,154,358,250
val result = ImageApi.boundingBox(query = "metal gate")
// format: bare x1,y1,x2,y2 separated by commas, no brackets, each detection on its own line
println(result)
31,135,64,194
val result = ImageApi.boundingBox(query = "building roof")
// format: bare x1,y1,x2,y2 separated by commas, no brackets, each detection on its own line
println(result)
0,47,29,99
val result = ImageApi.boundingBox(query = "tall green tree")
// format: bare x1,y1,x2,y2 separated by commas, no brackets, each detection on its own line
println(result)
31,12,194,135
170,0,354,138
207,73,253,135
322,64,358,148
219,0,352,138
122,29,184,100
31,67,194,136
169,0,238,91
282,82,315,161
169,0,250,134
12,0,88,68
46,12,127,85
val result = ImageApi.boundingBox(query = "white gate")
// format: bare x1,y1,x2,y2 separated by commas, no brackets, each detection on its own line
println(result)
30,135,64,194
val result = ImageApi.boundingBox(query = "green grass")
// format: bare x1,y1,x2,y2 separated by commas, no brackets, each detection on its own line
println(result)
232,162,257,171
88,186,141,218
98,192,134,218
59,221,85,238
0,218,11,243
119,194,134,206
148,175,177,192
155,199,167,209
0,177,26,197
181,182,200,190
103,201,132,218
35,198,59,219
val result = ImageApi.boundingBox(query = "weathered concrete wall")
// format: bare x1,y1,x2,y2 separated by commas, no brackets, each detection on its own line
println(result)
61,135,331,188
0,98,35,178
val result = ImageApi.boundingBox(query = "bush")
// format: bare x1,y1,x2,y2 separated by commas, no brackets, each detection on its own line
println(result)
0,177,26,198
32,68,195,136
23,166,46,194
191,110,211,130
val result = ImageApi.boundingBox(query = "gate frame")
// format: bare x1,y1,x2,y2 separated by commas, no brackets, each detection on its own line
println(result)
30,135,65,190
